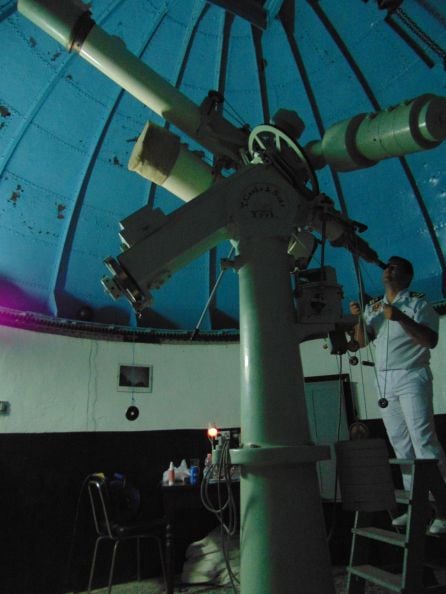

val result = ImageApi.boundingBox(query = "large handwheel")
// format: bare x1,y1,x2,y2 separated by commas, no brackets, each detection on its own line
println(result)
248,124,319,197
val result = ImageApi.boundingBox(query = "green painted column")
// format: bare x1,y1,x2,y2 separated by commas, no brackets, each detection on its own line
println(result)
235,236,335,594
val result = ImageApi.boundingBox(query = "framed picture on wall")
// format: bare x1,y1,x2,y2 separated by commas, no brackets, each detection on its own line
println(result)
117,364,153,393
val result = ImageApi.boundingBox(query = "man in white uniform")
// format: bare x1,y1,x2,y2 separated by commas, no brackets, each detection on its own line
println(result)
350,256,446,533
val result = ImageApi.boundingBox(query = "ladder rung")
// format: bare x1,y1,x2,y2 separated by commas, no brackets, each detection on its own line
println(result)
395,488,435,504
389,458,415,466
389,458,438,466
348,564,402,592
353,526,407,547
395,488,411,504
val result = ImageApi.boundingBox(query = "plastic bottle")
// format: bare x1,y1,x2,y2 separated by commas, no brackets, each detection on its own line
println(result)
167,461,175,486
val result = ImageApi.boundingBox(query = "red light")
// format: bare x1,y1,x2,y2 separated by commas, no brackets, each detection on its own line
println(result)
207,426,218,438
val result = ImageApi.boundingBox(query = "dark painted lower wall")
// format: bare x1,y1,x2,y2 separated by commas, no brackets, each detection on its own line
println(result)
2,417,446,594
0,430,218,594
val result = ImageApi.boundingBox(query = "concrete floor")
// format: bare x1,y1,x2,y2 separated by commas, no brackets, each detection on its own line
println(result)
69,567,388,593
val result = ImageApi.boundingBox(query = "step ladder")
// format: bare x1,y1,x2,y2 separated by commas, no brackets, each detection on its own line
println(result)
346,458,446,594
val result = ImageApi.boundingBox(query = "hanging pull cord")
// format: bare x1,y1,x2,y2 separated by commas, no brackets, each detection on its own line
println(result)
223,96,248,129
351,256,373,416
351,347,369,420
190,245,236,340
356,315,390,410
353,257,390,409
360,307,390,409
395,7,446,67
358,320,390,409
125,336,140,421
377,321,391,409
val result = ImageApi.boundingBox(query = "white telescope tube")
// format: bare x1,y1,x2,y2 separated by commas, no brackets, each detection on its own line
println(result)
18,0,247,164
305,94,446,171
79,26,202,143
128,122,216,202
17,0,89,48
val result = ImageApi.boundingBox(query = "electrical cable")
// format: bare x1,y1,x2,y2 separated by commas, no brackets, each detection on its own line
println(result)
217,441,239,592
200,438,239,592
201,441,238,535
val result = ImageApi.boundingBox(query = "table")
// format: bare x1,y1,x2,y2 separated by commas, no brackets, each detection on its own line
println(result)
161,481,239,594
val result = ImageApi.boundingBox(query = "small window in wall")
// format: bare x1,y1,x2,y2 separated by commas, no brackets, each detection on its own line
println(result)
118,365,153,393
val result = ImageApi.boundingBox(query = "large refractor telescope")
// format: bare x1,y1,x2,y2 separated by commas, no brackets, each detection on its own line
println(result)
18,0,446,190
17,2,446,594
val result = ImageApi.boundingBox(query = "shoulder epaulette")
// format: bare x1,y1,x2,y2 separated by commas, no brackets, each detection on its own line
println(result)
368,296,383,305
410,291,425,299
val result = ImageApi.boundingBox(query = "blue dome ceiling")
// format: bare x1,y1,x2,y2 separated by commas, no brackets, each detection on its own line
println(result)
0,0,445,332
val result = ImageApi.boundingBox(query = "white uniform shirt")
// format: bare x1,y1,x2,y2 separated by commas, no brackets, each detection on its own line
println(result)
363,289,439,371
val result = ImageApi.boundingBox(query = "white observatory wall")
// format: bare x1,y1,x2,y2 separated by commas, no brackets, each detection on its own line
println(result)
0,317,445,433
0,325,240,433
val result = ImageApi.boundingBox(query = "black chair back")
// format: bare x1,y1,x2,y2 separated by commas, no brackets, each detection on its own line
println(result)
85,473,167,593
87,476,114,538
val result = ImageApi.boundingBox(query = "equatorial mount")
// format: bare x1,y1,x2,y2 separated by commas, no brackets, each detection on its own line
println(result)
248,124,319,199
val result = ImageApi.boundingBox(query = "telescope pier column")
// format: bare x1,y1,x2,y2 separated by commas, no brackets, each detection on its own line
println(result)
231,236,335,594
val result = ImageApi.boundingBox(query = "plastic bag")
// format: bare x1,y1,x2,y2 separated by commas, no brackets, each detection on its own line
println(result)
162,459,190,484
